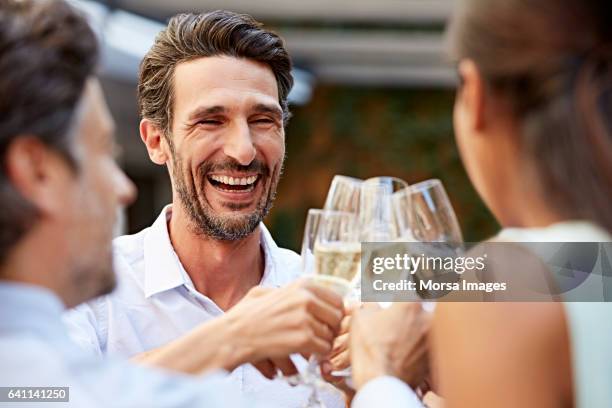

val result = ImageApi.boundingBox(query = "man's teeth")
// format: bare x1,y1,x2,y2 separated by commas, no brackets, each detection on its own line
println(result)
209,175,258,186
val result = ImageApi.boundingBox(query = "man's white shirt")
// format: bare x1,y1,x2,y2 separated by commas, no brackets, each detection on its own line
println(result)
63,205,344,408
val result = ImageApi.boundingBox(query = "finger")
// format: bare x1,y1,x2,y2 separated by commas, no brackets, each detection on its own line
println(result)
330,349,350,370
302,289,344,331
319,359,334,379
305,283,345,311
309,315,335,343
305,330,335,356
252,359,276,379
339,315,351,335
270,356,298,377
280,328,331,357
330,333,349,357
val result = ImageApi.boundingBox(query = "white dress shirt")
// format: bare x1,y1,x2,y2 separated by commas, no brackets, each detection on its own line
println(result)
64,205,344,408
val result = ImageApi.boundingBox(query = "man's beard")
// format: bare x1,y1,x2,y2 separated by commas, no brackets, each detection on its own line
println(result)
70,248,116,307
173,155,281,241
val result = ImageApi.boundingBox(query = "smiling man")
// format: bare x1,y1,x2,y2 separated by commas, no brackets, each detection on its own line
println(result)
64,10,345,408
159,55,286,246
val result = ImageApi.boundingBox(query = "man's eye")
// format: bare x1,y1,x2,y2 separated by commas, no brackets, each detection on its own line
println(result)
252,118,274,125
198,119,222,125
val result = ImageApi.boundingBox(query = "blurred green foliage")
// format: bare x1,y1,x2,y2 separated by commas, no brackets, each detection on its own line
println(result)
267,85,499,251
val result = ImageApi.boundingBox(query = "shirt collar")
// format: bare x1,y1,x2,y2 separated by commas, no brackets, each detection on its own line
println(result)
259,222,282,288
143,205,283,298
144,205,185,298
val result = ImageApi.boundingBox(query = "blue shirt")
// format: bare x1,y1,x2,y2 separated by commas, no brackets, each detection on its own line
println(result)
0,282,254,408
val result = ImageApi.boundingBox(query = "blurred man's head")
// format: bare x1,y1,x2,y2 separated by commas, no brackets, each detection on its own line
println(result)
138,11,293,241
0,0,135,307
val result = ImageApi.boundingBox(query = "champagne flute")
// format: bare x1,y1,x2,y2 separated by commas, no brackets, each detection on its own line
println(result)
403,179,463,306
310,211,361,388
313,211,361,295
301,209,326,275
329,177,412,380
323,175,363,214
301,208,361,289
359,177,412,302
408,179,463,245
360,177,410,241
285,209,357,407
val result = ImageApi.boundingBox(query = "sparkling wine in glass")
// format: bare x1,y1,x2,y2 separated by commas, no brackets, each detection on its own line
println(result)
313,211,361,295
288,209,358,407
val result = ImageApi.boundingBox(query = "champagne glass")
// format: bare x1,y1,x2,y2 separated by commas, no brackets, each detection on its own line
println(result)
403,179,463,306
323,175,362,214
309,211,361,391
330,177,412,381
313,211,361,295
360,177,410,241
301,209,326,275
285,209,357,407
318,176,364,384
408,179,463,245
360,177,412,302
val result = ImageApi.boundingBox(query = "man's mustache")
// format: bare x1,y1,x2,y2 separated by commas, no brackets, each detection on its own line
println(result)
199,158,270,178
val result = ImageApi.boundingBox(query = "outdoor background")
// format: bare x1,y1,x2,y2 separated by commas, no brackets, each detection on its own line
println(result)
75,0,499,250
272,86,497,249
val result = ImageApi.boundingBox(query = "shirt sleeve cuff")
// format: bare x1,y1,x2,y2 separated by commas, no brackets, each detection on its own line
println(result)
352,376,424,408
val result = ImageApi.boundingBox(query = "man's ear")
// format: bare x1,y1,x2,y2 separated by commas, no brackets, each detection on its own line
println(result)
4,136,72,215
457,59,486,132
140,118,170,165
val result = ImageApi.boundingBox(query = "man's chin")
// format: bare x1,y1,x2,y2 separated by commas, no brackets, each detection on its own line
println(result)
188,181,274,240
85,267,117,300
66,266,116,308
202,211,262,241
96,271,117,297
211,205,258,219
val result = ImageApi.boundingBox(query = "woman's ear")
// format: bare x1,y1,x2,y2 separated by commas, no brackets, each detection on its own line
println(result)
140,119,170,165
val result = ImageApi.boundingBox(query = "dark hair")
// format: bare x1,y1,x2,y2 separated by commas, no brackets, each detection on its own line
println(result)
138,10,294,138
448,0,612,233
0,0,98,262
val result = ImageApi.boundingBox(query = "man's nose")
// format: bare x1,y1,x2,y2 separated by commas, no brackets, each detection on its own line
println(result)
222,121,256,166
114,166,137,206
